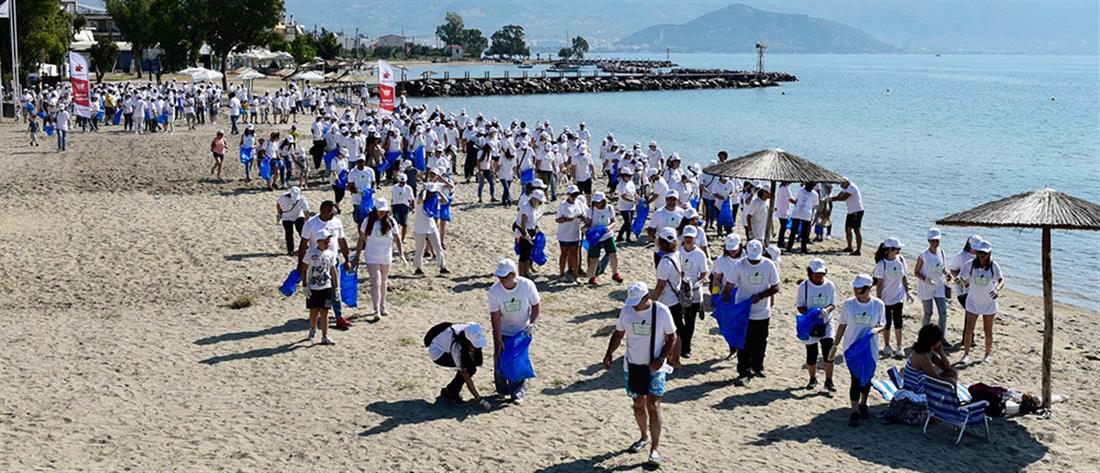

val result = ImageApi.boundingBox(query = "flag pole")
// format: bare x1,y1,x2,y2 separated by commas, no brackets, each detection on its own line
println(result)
10,0,18,100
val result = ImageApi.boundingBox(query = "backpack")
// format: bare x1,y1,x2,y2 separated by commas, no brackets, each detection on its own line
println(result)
969,383,1009,416
883,396,928,425
663,254,693,307
423,322,453,348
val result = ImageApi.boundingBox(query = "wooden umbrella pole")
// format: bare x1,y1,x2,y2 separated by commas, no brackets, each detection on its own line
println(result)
1041,227,1054,408
764,180,777,246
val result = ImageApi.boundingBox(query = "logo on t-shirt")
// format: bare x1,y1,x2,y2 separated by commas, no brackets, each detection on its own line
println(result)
854,311,873,325
748,272,764,285
503,298,521,313
812,293,828,308
631,320,652,336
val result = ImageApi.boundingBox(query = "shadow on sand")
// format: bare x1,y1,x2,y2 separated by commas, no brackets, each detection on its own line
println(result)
359,398,478,438
194,318,309,345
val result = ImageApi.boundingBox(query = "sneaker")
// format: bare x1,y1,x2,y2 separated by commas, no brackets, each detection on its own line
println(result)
513,394,525,405
320,336,335,345
380,306,389,316
681,352,692,359
824,379,836,392
414,268,424,275
848,412,860,427
439,267,451,275
982,355,992,364
881,346,894,359
806,377,818,389
627,439,648,453
335,317,352,330
647,450,662,466
733,375,749,387
612,273,624,283
752,369,766,379
308,328,316,341
960,354,971,364
893,349,906,360
859,404,870,420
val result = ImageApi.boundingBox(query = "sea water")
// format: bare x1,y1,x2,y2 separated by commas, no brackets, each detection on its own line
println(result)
406,54,1100,310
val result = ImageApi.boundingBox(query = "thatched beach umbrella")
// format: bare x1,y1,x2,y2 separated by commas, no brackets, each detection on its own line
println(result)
703,148,845,246
936,188,1100,408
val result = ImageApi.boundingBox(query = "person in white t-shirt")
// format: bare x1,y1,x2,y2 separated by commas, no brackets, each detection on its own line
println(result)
710,234,743,307
786,182,819,254
872,237,912,359
795,258,837,391
298,229,338,345
347,156,377,225
602,282,680,467
653,227,686,356
514,190,545,277
428,322,490,408
487,258,541,403
947,235,982,310
276,186,310,255
555,185,585,282
958,240,1004,365
352,198,405,319
914,228,950,344
745,188,771,243
729,240,780,385
831,177,865,255
390,174,414,244
829,273,886,427
585,192,624,285
679,226,710,358
616,167,638,242
298,200,353,330
413,183,449,275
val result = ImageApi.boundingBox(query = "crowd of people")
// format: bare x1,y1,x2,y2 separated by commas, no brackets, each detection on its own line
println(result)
160,86,1006,466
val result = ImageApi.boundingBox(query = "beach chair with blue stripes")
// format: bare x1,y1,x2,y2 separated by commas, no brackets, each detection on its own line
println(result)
872,366,973,402
923,376,991,445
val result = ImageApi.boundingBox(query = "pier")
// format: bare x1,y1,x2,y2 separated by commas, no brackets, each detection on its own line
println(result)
395,70,797,97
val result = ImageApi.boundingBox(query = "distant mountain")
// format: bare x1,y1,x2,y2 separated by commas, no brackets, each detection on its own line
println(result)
618,3,897,53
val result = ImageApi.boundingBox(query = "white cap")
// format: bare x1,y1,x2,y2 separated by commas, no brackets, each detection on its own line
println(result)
532,179,547,189
289,186,301,200
464,323,487,348
968,234,983,247
883,237,903,249
665,190,680,199
566,184,581,195
974,240,992,253
314,229,332,242
530,190,546,203
625,282,649,306
683,207,699,220
669,153,681,162
767,244,782,263
494,258,518,277
745,240,764,260
724,234,742,251
927,227,942,240
682,225,698,239
398,174,407,182
647,168,660,177
852,274,874,288
592,192,606,203
658,227,678,242
374,197,391,212
808,258,827,274
649,141,658,147
620,167,634,175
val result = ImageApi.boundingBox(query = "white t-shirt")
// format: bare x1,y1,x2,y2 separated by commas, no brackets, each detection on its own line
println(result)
556,199,584,242
617,181,637,212
648,206,684,232
730,258,781,320
615,301,677,366
359,217,397,265
708,179,736,203
680,247,710,303
413,195,439,234
775,184,793,218
873,257,908,305
304,248,337,290
588,205,616,240
791,188,820,221
301,215,345,253
514,201,542,238
960,260,1002,315
573,154,594,181
839,296,886,352
712,254,742,293
747,197,768,240
948,250,974,296
348,167,376,205
917,248,948,300
488,277,541,337
795,279,837,343
428,323,472,369
655,251,684,308
277,193,310,221
840,182,864,214
391,184,413,207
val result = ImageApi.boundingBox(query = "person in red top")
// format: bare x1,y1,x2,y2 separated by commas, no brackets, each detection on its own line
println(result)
210,130,229,181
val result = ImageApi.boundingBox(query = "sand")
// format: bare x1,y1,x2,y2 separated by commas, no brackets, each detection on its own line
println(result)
1,118,1098,472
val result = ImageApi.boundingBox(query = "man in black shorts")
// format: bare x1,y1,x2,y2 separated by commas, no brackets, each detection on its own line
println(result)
833,177,865,256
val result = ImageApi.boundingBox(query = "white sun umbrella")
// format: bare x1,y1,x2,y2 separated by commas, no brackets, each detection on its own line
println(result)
237,70,267,80
185,67,224,82
293,70,325,82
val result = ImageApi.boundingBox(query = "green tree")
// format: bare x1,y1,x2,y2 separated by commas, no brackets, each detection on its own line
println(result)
107,0,156,78
557,47,572,59
314,30,341,60
435,12,464,46
488,24,529,58
197,0,284,88
570,36,589,59
462,29,488,58
290,34,316,64
151,0,203,73
1,0,74,85
89,36,121,83
266,33,290,53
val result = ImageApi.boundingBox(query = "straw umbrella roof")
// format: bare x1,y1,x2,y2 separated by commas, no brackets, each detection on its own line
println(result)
936,188,1100,231
702,148,844,183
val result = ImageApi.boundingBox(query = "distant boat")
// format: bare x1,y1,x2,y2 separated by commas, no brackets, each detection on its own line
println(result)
548,64,580,73
518,63,534,69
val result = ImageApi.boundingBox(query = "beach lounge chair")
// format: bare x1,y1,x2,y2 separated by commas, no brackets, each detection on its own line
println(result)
872,366,973,402
923,377,991,445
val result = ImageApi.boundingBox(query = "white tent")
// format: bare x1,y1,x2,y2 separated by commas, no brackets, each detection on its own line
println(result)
236,69,267,80
184,67,224,82
290,70,325,82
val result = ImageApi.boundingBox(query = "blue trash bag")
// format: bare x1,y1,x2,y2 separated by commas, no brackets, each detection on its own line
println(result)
711,289,753,350
631,200,649,237
156,112,168,124
690,196,700,210
795,307,824,341
499,332,536,382
378,150,401,173
845,332,878,387
356,189,376,221
439,197,453,222
323,149,338,169
520,168,535,186
112,110,123,125
239,147,254,164
531,232,548,266
585,226,609,249
340,266,359,308
259,158,272,181
27,103,37,111
718,199,735,228
44,124,55,136
333,170,348,190
278,269,302,297
609,162,619,188
423,192,440,219
96,110,105,122
36,110,46,119
412,146,426,171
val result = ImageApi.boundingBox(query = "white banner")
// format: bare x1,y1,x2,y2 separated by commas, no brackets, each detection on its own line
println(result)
377,60,395,114
0,0,10,19
69,52,92,118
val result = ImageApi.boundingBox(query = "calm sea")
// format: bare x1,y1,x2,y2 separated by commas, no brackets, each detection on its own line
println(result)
404,54,1100,310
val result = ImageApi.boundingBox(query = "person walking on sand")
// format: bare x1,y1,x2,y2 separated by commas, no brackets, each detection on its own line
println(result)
786,182,819,254
427,321,492,409
729,240,780,386
210,130,228,180
585,192,624,285
796,258,837,392
240,125,256,181
298,201,353,330
488,258,542,404
352,198,405,320
829,274,886,427
555,185,585,282
55,107,70,152
873,237,913,360
514,190,545,277
958,240,1004,365
602,282,680,467
299,229,338,345
948,235,983,310
277,186,310,256
832,177,865,255
678,226,710,359
915,228,950,344
413,183,450,276
391,174,414,245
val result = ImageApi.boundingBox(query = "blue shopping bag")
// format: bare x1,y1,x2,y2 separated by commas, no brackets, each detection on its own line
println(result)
520,168,535,186
259,158,272,181
439,197,453,222
44,124,54,136
718,199,735,228
531,232,548,266
356,189,375,221
499,333,536,382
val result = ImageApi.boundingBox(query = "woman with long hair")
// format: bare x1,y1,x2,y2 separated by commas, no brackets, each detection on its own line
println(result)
353,198,405,319
903,325,958,394
958,240,1004,364
872,237,912,360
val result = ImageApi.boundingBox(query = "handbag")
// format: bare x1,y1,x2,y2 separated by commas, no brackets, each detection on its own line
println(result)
664,254,694,308
627,304,658,395
804,283,828,338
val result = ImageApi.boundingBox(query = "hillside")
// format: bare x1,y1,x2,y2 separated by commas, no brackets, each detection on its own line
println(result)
618,3,898,54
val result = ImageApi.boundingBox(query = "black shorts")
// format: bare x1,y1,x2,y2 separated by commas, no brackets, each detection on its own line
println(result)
212,152,224,161
306,288,333,309
559,240,580,248
518,237,534,262
885,302,904,329
577,179,592,195
845,210,864,229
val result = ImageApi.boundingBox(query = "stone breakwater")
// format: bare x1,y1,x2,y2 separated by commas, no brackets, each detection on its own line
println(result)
397,71,797,97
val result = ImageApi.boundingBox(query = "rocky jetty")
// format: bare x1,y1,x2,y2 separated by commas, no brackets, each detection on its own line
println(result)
398,71,797,97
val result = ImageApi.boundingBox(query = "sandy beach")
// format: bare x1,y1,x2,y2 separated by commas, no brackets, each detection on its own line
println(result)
1,119,1098,472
